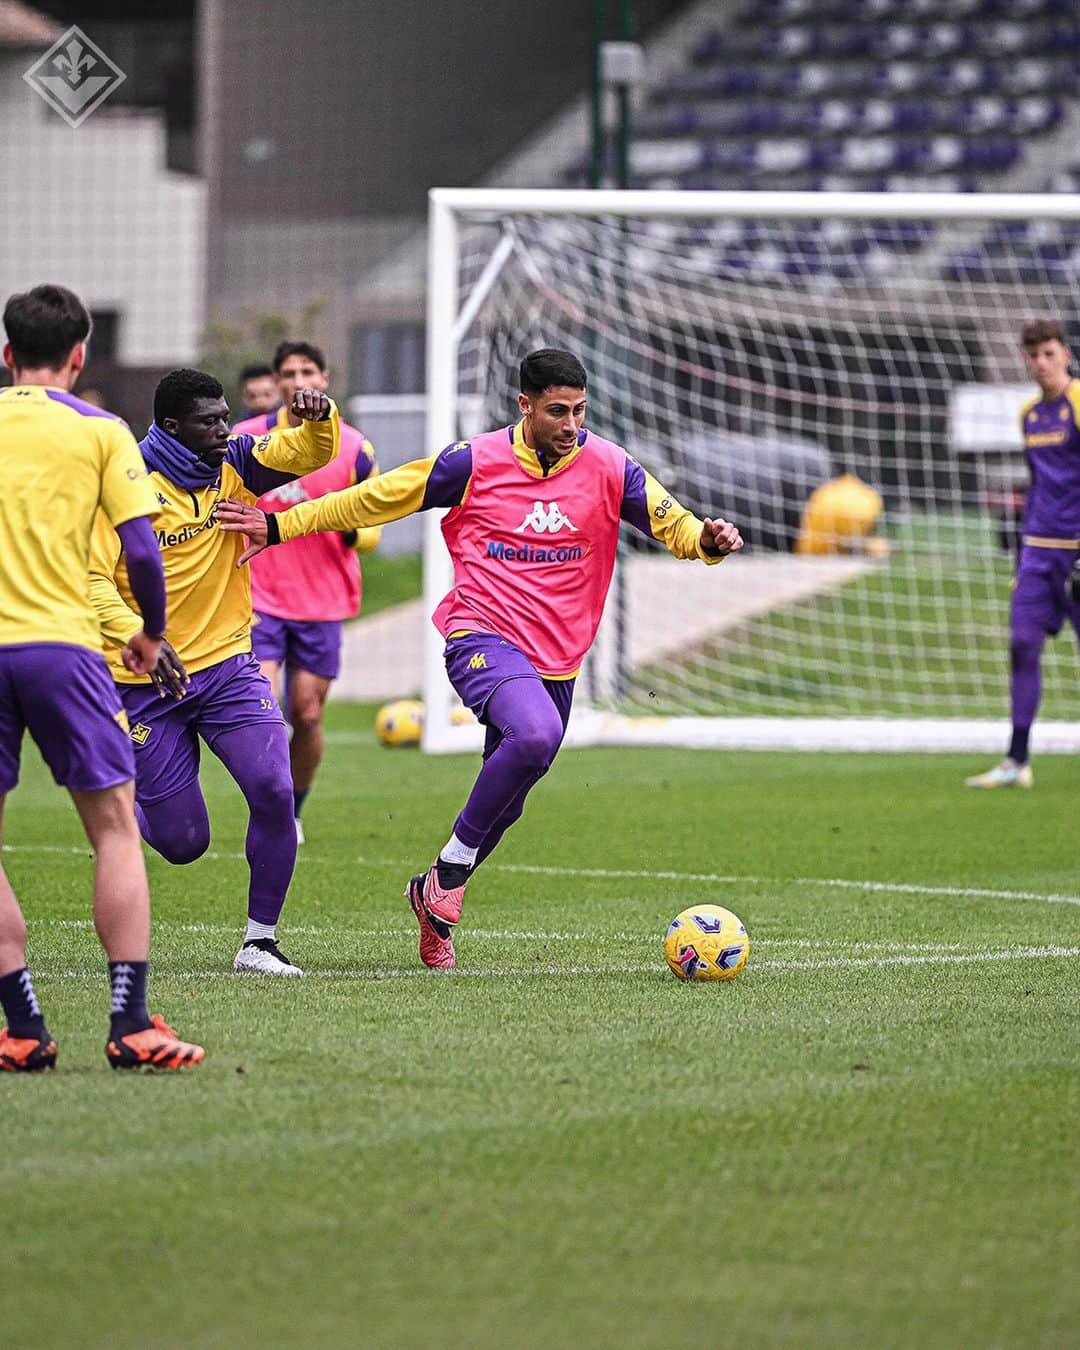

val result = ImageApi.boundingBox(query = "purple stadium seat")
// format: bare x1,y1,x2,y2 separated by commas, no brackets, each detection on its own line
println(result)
584,0,1075,280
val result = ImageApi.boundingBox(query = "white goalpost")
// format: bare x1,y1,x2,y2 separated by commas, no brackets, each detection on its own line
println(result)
423,188,1080,755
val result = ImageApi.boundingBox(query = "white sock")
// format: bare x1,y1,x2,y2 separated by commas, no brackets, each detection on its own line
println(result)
246,919,277,942
439,832,478,868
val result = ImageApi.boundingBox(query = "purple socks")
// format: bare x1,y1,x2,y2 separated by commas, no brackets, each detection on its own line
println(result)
1008,628,1043,765
452,676,574,860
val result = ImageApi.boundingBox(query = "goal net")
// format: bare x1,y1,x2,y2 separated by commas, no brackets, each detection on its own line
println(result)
423,189,1080,754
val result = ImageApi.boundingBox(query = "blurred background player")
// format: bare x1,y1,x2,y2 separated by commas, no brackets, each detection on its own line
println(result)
238,363,280,420
0,284,202,1071
88,369,339,975
218,348,742,970
233,339,381,843
966,319,1080,790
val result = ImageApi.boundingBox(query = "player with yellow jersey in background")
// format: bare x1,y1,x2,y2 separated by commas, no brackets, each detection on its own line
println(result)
0,285,202,1071
88,369,339,976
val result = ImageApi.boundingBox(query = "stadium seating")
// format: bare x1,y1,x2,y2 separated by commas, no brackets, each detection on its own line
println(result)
566,0,1080,281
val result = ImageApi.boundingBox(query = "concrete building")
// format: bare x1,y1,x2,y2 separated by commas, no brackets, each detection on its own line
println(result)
0,3,205,372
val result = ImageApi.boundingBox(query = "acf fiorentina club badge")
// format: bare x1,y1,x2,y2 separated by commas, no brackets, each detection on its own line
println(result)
23,26,126,129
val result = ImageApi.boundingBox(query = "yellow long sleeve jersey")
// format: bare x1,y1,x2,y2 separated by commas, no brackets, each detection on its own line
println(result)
270,421,721,564
88,405,339,680
0,385,158,652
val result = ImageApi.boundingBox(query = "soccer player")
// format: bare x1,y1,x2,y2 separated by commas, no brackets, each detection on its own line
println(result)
218,348,742,969
238,363,280,419
0,284,202,1070
233,340,382,843
87,369,340,975
966,318,1080,789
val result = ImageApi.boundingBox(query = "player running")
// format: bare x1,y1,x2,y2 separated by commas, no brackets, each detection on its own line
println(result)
218,348,742,969
966,318,1080,789
87,368,339,975
0,284,202,1070
233,340,381,844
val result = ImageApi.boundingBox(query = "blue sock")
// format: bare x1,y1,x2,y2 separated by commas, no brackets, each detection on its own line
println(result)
0,967,46,1038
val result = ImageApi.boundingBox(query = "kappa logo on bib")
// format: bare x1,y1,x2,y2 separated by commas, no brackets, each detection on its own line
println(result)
514,500,578,535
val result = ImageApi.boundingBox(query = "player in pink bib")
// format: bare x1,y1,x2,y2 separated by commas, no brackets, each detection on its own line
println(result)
233,340,381,842
219,349,742,968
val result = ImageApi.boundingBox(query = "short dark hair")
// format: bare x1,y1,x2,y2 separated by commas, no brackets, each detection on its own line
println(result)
3,284,92,369
1021,318,1067,349
240,363,274,383
154,368,225,424
272,340,326,373
519,348,587,397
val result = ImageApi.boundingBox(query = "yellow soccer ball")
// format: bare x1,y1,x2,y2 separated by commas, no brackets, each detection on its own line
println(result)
375,698,424,747
663,904,749,981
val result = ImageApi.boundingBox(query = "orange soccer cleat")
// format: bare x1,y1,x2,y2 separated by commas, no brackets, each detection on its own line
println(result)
106,1014,205,1071
405,874,456,970
0,1025,57,1072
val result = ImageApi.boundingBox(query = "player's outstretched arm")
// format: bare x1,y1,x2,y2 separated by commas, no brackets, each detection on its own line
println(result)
228,390,340,494
218,453,447,562
620,459,743,563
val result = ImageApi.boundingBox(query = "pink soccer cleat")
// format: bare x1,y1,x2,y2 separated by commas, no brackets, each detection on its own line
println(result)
421,858,471,927
405,874,456,970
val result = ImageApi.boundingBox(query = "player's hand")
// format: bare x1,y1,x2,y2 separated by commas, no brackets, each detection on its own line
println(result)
290,388,331,421
701,517,743,557
148,638,189,701
217,499,269,565
1068,557,1080,605
122,630,163,677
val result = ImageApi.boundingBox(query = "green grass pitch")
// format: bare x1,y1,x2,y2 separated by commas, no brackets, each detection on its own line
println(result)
2,702,1077,1348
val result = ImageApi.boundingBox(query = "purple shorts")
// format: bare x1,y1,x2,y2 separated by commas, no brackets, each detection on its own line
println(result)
0,643,134,793
119,652,285,805
1011,546,1080,639
444,632,576,731
252,612,343,681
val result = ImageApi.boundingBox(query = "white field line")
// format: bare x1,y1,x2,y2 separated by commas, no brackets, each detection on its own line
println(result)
31,946,1079,983
6,841,1079,908
20,917,1036,955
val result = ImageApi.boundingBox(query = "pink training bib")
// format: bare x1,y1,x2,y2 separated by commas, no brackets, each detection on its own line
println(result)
433,426,626,676
235,419,370,622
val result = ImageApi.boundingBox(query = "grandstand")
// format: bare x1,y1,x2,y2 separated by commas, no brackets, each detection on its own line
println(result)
559,0,1080,286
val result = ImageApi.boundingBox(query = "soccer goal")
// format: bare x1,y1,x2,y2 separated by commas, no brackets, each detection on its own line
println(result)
423,188,1080,754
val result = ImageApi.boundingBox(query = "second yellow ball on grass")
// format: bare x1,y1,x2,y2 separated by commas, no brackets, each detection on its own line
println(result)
374,698,424,747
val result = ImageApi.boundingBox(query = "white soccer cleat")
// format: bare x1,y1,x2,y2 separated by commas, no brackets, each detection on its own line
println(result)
233,938,304,976
294,817,305,846
964,757,1033,790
